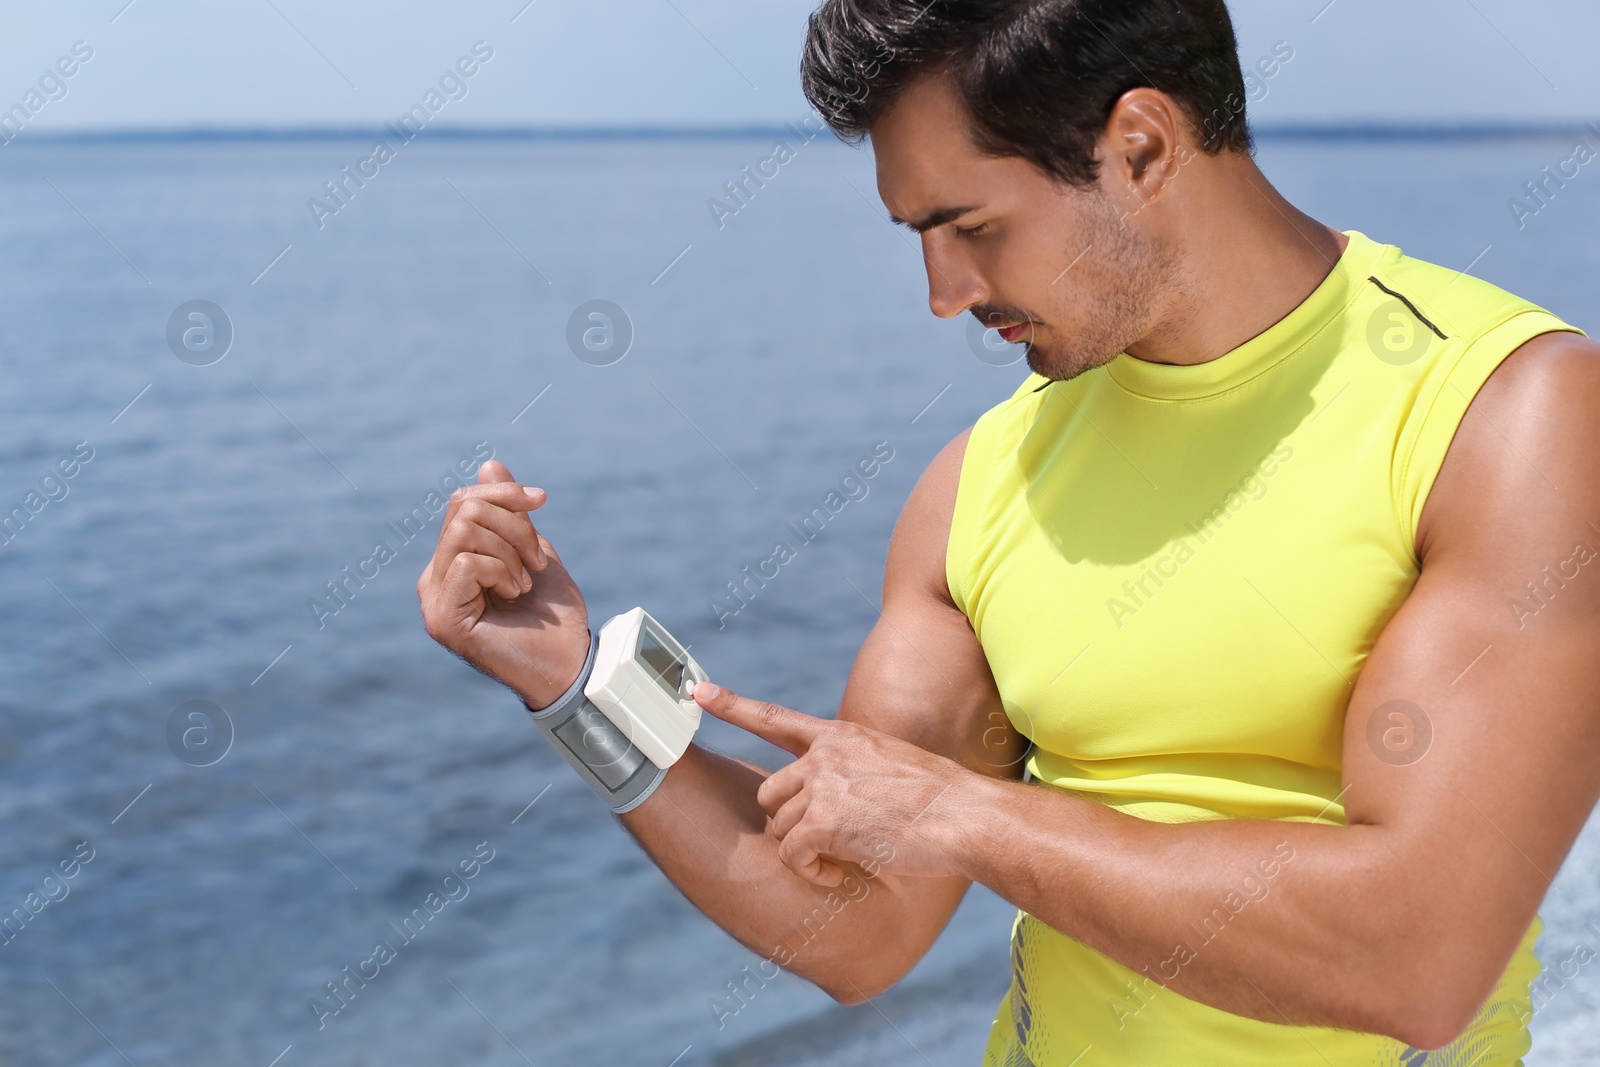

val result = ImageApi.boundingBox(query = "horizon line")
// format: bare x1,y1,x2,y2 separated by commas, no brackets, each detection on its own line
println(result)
3,119,1595,146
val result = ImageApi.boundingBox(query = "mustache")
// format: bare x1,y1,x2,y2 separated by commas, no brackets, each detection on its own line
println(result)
970,305,1037,330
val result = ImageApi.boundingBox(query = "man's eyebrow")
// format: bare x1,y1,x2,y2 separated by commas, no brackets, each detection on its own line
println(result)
887,205,981,234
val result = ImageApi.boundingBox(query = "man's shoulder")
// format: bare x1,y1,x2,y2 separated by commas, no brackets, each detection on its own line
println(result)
1418,329,1600,563
917,372,1055,492
891,377,1034,613
1472,328,1600,437
1368,238,1565,343
867,423,968,617
1494,328,1600,379
957,371,1058,457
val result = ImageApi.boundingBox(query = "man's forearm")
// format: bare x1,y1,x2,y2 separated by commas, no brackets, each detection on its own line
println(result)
949,773,1525,1046
616,742,962,1003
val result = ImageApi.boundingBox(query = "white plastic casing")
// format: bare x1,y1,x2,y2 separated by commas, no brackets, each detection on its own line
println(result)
584,607,705,769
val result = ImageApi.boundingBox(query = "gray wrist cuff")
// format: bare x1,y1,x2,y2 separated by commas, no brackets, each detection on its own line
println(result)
523,630,668,814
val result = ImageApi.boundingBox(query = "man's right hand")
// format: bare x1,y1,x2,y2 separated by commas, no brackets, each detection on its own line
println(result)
417,459,591,708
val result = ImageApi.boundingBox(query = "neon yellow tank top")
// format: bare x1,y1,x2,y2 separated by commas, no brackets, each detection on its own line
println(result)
947,229,1586,1066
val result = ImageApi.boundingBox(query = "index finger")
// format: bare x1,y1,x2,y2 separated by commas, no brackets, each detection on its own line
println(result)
438,481,547,533
692,684,824,756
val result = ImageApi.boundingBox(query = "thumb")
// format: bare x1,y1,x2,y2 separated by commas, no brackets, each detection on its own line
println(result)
692,683,822,756
478,460,516,485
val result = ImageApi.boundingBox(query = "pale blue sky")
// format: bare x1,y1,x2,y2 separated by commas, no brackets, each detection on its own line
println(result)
0,0,1593,132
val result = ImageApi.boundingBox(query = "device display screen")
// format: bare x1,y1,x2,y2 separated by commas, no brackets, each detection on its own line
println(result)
638,627,687,697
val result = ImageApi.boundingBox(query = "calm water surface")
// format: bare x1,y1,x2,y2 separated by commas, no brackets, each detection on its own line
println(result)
0,132,1595,1065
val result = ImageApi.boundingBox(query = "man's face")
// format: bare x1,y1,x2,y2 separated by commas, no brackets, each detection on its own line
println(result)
871,72,1178,381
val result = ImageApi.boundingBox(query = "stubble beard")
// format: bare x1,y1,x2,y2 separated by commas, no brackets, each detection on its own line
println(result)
1025,193,1180,383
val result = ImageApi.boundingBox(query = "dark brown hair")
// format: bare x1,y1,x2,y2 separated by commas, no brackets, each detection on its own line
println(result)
800,0,1256,186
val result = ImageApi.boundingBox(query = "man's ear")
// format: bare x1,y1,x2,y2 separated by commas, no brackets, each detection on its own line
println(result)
1102,87,1186,209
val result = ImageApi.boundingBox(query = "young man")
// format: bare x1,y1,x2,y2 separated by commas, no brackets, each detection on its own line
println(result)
418,1,1600,1062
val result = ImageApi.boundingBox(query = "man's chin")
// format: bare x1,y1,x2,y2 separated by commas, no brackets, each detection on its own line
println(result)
1024,345,1080,383
1026,344,1118,384
1024,347,1058,380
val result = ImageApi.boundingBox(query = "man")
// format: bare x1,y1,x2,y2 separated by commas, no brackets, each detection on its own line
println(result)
418,0,1600,1062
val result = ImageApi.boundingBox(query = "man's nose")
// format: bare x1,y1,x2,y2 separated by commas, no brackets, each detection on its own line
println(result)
923,236,986,320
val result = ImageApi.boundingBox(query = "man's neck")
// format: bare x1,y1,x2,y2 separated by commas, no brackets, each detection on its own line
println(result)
1125,159,1349,368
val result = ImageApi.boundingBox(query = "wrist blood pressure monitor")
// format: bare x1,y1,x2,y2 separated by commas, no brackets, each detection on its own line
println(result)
523,608,706,813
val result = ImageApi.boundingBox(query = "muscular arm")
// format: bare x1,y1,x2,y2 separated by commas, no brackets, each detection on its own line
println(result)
615,428,1026,1002
944,332,1600,1047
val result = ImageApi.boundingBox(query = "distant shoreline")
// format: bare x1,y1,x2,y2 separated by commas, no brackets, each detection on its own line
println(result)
3,121,1593,146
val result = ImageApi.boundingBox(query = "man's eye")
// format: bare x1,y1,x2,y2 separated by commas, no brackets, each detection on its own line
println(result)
955,222,989,238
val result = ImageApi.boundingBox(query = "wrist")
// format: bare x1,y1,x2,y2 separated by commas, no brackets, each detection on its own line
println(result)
521,628,593,711
520,629,667,814
943,771,1012,882
517,608,704,816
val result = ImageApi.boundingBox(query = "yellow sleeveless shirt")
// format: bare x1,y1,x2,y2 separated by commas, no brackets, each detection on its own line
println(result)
947,229,1586,1065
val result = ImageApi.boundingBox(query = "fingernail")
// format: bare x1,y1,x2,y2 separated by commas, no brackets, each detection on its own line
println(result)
700,683,721,701
523,486,542,498
522,569,532,590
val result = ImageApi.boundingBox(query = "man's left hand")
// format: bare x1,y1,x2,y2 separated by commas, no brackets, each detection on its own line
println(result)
693,682,983,887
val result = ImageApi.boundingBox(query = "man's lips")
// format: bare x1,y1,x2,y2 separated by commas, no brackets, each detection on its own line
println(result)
996,322,1032,343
